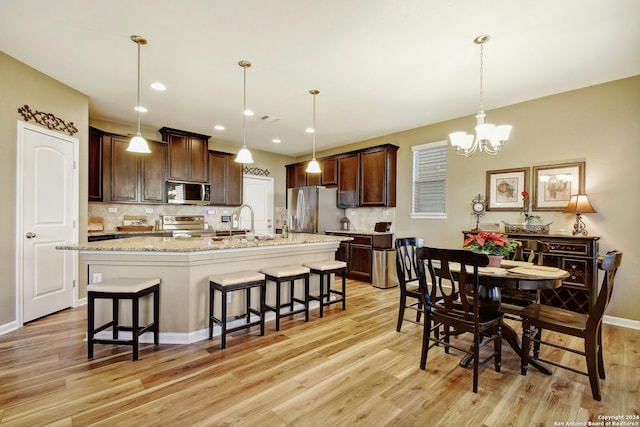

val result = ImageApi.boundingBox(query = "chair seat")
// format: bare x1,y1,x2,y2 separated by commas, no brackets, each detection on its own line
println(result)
304,260,347,271
261,265,310,277
87,277,160,294
209,271,265,286
520,303,588,336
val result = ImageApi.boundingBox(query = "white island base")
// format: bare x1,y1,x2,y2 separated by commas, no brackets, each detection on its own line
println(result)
72,234,346,344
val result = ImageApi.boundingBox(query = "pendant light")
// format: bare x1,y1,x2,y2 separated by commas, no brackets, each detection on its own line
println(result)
306,89,321,173
235,60,254,164
126,35,151,154
449,35,511,157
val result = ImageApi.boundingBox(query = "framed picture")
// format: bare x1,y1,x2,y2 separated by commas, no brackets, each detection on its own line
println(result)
532,162,585,211
485,167,529,211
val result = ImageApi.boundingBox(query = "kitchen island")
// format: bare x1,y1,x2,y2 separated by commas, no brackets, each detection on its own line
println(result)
59,233,349,343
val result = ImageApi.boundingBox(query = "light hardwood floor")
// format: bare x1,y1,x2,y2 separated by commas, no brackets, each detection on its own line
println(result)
1,279,638,426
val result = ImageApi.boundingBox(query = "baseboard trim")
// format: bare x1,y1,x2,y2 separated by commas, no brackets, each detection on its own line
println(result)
603,315,640,330
0,320,19,336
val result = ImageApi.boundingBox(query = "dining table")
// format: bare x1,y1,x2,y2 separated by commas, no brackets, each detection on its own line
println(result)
457,260,570,375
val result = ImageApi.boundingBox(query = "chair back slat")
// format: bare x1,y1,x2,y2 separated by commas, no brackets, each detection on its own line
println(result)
395,238,419,286
587,251,622,330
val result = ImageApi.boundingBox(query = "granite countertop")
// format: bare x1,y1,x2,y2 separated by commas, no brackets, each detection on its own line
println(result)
325,229,393,236
88,228,251,238
60,233,350,253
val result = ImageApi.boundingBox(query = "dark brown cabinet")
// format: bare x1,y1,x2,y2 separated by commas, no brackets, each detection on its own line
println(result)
103,135,167,203
321,157,338,186
337,153,359,208
359,145,397,207
327,232,393,282
209,151,243,206
88,127,104,201
160,127,210,183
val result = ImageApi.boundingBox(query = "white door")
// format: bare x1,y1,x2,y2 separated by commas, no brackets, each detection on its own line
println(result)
242,175,274,235
17,122,78,323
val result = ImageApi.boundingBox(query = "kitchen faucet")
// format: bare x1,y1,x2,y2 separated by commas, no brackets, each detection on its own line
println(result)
236,204,255,235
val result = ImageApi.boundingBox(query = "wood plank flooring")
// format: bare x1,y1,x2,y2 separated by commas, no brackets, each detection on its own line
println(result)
1,279,638,426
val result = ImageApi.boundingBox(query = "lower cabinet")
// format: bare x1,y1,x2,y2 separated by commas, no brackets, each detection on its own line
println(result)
329,232,393,283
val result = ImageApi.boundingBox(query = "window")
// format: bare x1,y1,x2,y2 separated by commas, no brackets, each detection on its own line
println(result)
411,140,447,219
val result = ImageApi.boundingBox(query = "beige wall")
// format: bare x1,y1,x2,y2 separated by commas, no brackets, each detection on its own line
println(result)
310,76,640,322
0,51,89,326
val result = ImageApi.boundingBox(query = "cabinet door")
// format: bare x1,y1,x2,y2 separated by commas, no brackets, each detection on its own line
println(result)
167,133,189,181
226,157,243,206
337,154,359,208
348,243,372,282
110,137,139,202
210,152,243,206
335,241,348,263
295,163,308,187
88,127,103,201
188,135,209,183
286,165,297,189
141,141,166,203
360,147,387,206
321,157,338,186
306,170,321,186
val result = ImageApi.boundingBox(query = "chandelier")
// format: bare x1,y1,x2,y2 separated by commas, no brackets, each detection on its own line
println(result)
306,89,321,173
449,35,511,157
235,60,254,164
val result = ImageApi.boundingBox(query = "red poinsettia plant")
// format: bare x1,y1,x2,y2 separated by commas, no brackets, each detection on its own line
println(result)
463,231,521,256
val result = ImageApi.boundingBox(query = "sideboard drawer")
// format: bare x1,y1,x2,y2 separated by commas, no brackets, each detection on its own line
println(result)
547,241,594,257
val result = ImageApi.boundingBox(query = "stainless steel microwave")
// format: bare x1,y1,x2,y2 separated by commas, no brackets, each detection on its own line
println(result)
166,181,211,205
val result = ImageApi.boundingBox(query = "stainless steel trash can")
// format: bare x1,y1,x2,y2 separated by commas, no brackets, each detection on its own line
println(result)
372,248,398,288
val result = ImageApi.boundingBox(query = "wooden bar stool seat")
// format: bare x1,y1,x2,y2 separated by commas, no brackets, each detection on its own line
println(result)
260,265,310,331
304,260,347,318
209,271,266,349
87,277,160,361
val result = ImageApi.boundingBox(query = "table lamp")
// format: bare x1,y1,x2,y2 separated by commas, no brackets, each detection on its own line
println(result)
563,194,597,236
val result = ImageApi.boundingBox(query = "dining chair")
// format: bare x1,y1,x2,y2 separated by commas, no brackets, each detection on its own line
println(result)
500,240,550,319
520,250,622,401
395,237,422,332
416,247,504,393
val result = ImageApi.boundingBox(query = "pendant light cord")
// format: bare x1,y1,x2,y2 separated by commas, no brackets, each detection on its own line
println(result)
243,65,247,148
478,42,484,110
312,91,316,158
136,40,141,134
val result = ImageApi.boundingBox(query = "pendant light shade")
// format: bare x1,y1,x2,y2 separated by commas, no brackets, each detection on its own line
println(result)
306,89,321,173
235,60,254,164
127,35,151,154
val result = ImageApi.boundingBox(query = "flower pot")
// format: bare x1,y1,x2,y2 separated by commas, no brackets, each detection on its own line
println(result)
487,255,503,268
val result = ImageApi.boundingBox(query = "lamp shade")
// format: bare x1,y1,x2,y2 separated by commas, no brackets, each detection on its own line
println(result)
563,194,597,214
127,133,151,153
306,158,321,173
235,146,254,164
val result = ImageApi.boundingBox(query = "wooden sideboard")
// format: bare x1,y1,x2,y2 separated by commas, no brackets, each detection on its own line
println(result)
462,232,600,314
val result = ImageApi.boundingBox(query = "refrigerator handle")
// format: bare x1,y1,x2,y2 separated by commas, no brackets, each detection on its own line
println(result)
297,189,305,230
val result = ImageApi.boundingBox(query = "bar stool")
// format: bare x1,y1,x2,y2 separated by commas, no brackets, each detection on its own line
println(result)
260,265,310,331
209,271,266,349
304,260,347,317
87,277,160,361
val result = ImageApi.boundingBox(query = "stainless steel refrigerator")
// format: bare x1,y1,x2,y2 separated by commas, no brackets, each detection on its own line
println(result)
287,186,344,233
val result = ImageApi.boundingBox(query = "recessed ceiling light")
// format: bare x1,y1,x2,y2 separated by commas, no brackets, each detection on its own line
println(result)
150,82,166,91
272,138,281,143
305,127,314,133
214,125,225,131
243,109,254,117
134,106,148,113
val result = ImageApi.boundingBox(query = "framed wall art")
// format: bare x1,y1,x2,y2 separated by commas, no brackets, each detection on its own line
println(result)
532,161,585,211
485,167,529,211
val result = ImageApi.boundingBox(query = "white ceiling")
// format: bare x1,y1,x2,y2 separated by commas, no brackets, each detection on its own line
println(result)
1,0,639,157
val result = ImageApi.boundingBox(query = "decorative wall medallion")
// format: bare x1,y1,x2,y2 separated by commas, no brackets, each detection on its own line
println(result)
17,105,78,136
243,166,270,176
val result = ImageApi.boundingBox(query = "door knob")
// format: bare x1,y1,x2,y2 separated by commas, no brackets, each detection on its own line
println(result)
26,232,36,239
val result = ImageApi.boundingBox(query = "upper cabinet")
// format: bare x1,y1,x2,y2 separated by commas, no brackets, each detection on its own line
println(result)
337,153,360,208
88,127,104,202
102,135,167,204
160,127,210,183
209,151,243,206
359,145,397,207
286,144,397,208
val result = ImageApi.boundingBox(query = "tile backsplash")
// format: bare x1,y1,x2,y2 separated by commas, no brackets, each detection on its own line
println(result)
89,203,394,233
